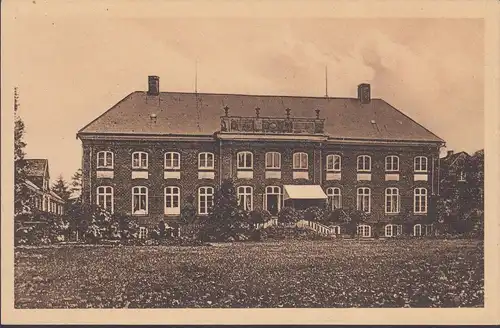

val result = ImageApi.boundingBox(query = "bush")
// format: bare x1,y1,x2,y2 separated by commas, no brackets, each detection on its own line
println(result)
278,206,300,225
249,208,272,224
303,206,326,222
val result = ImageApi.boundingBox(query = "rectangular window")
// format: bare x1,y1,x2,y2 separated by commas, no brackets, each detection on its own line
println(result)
237,152,253,169
96,186,114,213
385,156,399,172
357,187,371,213
414,188,428,214
357,155,371,172
414,156,428,172
293,152,308,169
132,186,148,215
165,186,180,215
198,152,214,170
326,155,341,172
132,152,148,169
198,186,214,215
326,187,342,210
97,151,114,168
138,227,148,239
237,186,253,211
385,188,400,213
265,152,281,169
165,152,180,169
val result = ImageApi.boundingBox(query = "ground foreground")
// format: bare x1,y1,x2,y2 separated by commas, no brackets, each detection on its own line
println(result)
15,239,483,308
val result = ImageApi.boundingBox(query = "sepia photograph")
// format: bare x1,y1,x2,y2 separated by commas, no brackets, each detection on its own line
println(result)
2,0,499,325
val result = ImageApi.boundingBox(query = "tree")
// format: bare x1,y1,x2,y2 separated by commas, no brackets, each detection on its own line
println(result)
14,87,30,216
70,168,83,198
201,179,249,241
52,175,71,202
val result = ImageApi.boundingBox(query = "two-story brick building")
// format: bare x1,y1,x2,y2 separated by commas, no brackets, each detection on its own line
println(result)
77,76,445,238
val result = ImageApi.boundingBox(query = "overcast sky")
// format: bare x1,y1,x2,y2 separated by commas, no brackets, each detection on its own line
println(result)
3,3,484,182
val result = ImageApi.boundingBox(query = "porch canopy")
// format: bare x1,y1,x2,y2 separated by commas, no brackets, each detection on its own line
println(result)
283,185,328,201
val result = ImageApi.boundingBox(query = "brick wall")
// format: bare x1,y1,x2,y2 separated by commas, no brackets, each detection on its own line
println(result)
81,137,440,228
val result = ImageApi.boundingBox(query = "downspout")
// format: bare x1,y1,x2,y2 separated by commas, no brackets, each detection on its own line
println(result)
219,138,222,185
89,145,93,206
319,143,323,185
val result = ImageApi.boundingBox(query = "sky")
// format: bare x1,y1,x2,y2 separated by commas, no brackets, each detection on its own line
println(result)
2,3,484,183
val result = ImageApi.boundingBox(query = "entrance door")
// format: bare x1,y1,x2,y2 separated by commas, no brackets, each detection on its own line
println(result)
265,186,281,216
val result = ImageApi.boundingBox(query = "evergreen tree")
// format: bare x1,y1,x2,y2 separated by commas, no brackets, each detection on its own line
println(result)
52,175,71,202
70,168,82,198
14,87,30,216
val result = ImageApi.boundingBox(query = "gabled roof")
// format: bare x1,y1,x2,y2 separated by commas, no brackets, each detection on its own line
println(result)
441,151,471,167
78,91,444,143
18,159,49,178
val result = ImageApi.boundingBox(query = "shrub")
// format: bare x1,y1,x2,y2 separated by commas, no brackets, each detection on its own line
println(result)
278,206,300,225
303,206,326,222
180,201,197,225
249,208,272,224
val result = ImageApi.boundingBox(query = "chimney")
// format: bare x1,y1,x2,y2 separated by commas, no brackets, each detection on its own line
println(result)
357,83,371,104
447,150,454,157
148,76,159,95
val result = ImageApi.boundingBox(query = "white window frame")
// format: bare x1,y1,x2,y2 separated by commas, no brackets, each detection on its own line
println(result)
97,151,114,169
414,187,428,214
293,152,308,169
132,151,148,169
357,155,371,172
385,155,400,172
237,151,253,169
357,187,371,213
326,187,342,210
413,224,422,237
264,186,282,213
385,187,400,214
332,226,341,235
164,186,180,215
357,224,371,237
385,224,402,237
198,152,215,170
164,152,180,170
265,152,281,169
237,186,253,211
198,186,214,215
96,186,114,213
326,154,341,172
138,227,148,239
459,171,466,182
132,186,148,215
414,156,428,172
425,224,433,236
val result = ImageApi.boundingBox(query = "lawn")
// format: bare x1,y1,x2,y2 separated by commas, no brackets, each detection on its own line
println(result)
14,239,483,308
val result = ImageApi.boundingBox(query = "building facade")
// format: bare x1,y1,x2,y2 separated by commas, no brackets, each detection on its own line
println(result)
77,76,445,237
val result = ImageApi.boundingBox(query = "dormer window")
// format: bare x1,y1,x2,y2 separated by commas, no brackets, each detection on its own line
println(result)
97,151,114,169
132,152,148,169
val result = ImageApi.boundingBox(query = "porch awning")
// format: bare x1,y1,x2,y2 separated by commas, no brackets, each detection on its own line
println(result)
283,185,328,201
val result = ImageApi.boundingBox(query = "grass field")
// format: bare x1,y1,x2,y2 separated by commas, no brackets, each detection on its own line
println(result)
14,239,483,308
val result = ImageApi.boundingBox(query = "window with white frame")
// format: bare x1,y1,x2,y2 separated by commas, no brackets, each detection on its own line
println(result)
425,224,433,236
138,227,148,239
326,154,341,172
293,152,308,169
198,152,214,170
237,151,253,169
459,171,466,182
332,226,341,235
357,155,371,172
96,186,114,213
164,186,180,215
414,156,428,172
326,187,342,210
385,155,399,172
357,224,371,237
265,152,281,169
164,152,180,170
385,224,402,237
198,186,214,215
414,187,428,214
385,187,400,214
237,186,253,211
132,152,148,169
357,187,371,213
413,224,422,237
132,186,148,215
97,151,114,168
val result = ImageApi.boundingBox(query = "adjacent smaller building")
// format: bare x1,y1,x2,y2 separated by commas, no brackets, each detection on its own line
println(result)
17,159,65,215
